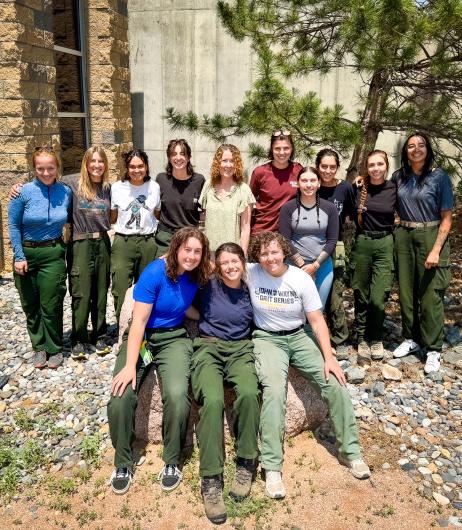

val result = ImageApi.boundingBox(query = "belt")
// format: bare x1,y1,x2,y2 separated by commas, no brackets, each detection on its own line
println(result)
157,223,176,235
358,230,392,239
145,325,184,334
23,237,63,248
72,231,106,241
115,232,154,239
255,324,304,336
399,220,440,229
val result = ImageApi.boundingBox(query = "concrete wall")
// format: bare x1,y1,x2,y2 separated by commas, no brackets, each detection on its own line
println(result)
127,0,404,180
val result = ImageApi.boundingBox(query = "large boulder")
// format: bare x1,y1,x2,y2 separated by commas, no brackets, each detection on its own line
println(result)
117,287,328,445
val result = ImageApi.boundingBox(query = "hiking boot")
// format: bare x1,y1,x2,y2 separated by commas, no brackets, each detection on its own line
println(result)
95,340,111,357
338,454,371,479
47,352,63,369
158,464,182,491
33,350,47,369
424,351,441,374
264,470,285,499
393,339,420,358
71,342,87,361
370,341,384,360
201,475,227,524
333,344,350,361
230,458,255,500
110,467,133,495
357,341,371,366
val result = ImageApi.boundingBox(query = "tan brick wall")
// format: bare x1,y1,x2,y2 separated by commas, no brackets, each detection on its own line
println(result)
0,0,133,271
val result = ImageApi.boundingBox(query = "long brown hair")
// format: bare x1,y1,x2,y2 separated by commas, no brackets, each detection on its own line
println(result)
166,139,194,177
165,227,211,286
210,144,244,187
79,146,110,201
357,150,389,227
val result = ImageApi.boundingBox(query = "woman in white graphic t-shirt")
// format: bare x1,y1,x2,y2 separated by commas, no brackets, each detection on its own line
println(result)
110,149,161,321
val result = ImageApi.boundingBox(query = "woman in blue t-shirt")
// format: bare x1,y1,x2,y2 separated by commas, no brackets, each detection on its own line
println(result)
191,242,260,525
107,227,211,496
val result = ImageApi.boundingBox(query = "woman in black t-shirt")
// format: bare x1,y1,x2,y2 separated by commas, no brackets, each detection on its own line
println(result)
351,150,397,363
155,139,205,256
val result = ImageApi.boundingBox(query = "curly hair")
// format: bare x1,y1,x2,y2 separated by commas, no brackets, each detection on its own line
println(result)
215,242,247,282
357,150,389,228
165,139,194,177
400,131,434,180
210,144,245,187
248,232,292,263
79,146,110,201
122,149,150,182
165,227,211,286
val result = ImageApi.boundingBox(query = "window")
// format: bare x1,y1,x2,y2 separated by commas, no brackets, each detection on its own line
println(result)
52,0,89,174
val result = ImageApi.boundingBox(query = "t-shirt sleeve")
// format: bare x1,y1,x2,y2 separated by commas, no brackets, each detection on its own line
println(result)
151,181,161,210
133,259,163,304
198,181,211,209
110,182,119,210
238,183,256,214
439,171,454,211
345,182,356,220
278,201,298,255
249,168,260,199
298,271,323,313
323,201,339,256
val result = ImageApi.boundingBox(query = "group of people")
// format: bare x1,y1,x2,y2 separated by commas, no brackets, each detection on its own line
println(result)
7,129,453,524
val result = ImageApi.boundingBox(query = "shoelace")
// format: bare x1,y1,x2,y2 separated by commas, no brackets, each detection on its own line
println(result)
158,464,182,481
234,466,252,486
107,467,131,486
203,478,222,503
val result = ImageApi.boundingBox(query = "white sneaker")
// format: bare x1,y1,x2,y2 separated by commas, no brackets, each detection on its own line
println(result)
265,470,286,499
424,351,441,374
393,339,420,358
338,455,371,479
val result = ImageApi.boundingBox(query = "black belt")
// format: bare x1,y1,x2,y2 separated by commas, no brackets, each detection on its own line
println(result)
115,232,154,239
145,325,184,334
157,223,177,235
358,230,392,239
255,324,304,336
23,237,63,248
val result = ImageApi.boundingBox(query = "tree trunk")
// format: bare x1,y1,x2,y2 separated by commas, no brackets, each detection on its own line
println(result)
346,69,391,181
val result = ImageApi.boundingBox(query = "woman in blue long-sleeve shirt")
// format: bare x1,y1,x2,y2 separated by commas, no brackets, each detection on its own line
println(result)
8,146,71,369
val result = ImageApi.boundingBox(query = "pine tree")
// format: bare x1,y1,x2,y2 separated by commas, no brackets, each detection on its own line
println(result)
166,0,462,178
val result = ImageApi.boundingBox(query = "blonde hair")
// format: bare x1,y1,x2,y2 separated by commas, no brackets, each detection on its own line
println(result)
358,150,389,228
78,146,110,201
210,144,244,187
32,146,61,178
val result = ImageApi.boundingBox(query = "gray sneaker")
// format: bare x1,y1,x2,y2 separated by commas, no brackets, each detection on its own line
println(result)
370,341,384,360
33,351,47,369
201,475,227,524
230,458,255,500
71,342,87,361
48,352,63,369
357,341,371,366
95,340,111,357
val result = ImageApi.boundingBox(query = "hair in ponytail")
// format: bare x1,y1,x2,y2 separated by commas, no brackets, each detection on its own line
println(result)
358,149,389,227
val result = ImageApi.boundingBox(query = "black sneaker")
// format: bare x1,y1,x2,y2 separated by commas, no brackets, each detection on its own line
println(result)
110,467,133,495
95,340,111,357
71,342,87,361
201,475,227,524
158,464,182,491
229,457,255,500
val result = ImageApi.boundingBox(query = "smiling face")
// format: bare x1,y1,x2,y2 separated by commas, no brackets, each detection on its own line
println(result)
176,237,203,274
258,240,287,277
127,156,147,185
87,152,106,183
298,170,320,199
219,149,236,181
34,154,58,186
318,155,339,186
169,144,190,172
367,153,388,184
406,135,427,170
216,250,244,287
271,139,293,169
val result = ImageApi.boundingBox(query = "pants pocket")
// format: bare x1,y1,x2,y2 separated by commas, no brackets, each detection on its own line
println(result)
70,266,82,298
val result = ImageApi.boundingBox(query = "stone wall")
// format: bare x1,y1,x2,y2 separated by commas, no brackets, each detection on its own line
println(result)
0,0,132,272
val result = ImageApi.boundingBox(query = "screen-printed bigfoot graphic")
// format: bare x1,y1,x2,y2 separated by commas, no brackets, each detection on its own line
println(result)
124,194,150,230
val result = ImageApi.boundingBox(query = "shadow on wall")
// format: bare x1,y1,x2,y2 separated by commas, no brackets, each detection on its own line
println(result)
131,92,144,150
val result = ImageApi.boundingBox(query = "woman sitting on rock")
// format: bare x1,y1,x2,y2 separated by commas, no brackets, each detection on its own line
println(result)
191,242,260,524
247,232,370,499
107,227,211,495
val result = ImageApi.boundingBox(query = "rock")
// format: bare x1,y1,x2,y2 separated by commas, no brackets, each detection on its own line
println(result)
401,355,421,365
433,492,450,506
372,381,386,396
0,401,6,413
444,351,462,366
432,474,443,485
444,326,462,346
345,367,366,384
135,366,328,444
382,364,403,381
422,418,431,428
418,467,432,476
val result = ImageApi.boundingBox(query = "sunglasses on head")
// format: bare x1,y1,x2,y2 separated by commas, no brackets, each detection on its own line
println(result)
272,130,291,137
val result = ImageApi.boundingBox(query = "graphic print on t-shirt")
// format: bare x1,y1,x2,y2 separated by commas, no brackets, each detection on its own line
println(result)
253,286,297,312
123,195,150,230
77,196,108,218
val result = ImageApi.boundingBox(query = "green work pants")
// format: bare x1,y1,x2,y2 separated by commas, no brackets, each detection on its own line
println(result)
154,228,173,258
111,234,157,321
253,327,361,471
191,337,260,477
14,241,67,354
350,233,394,342
107,327,192,468
394,226,451,351
325,267,349,346
69,235,110,344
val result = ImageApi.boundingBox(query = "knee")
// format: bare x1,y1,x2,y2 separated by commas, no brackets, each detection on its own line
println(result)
107,390,136,420
202,393,225,414
163,384,190,409
261,382,286,407
236,384,260,406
